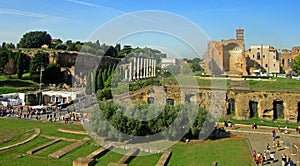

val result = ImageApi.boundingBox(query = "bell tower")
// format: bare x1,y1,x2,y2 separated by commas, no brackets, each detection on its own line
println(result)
236,28,244,41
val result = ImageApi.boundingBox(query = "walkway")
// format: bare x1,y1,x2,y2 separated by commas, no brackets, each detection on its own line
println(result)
225,124,300,165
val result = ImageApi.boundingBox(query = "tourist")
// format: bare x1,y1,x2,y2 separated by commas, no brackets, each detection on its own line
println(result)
272,130,276,139
263,150,267,161
276,140,280,151
296,126,300,134
285,126,289,134
281,153,286,166
252,122,257,129
252,150,257,161
270,152,275,163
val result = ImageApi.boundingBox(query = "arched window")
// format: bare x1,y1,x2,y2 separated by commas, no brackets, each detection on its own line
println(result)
257,52,261,60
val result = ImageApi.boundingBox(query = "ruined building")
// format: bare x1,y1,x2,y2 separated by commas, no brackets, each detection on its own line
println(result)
280,46,300,74
205,29,248,75
245,45,280,76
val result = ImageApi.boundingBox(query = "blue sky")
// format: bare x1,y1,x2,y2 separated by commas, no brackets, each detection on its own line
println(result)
0,0,299,56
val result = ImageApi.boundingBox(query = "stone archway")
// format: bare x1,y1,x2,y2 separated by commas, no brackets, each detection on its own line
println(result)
273,100,284,120
166,98,174,106
147,97,155,104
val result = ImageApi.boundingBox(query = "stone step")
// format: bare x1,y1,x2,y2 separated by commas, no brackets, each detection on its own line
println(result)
108,148,139,166
156,151,171,166
86,145,112,159
117,148,139,164
48,140,86,158
27,139,61,155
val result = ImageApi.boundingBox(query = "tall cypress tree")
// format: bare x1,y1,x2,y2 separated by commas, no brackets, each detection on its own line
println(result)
103,69,107,84
16,52,24,79
97,68,103,90
0,47,9,74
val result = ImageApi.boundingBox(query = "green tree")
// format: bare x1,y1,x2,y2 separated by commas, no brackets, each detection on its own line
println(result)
43,63,63,84
103,69,108,83
18,31,52,48
97,68,103,90
16,52,24,79
29,51,49,82
55,43,67,50
292,54,300,75
0,47,9,74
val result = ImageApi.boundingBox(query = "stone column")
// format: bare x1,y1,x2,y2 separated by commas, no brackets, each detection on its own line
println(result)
133,57,136,80
124,68,128,81
153,60,156,77
145,58,148,78
149,59,152,77
143,58,147,78
137,57,140,79
140,58,144,78
129,62,132,81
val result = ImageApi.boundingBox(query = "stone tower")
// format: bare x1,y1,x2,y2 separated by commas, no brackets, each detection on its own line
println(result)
236,28,244,41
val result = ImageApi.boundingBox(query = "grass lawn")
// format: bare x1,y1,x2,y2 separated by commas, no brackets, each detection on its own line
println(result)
94,148,129,166
220,116,300,129
168,138,252,166
128,151,162,166
0,118,253,166
0,74,38,93
246,78,300,92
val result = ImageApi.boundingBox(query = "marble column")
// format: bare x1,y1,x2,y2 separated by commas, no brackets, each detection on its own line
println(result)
140,58,144,78
124,68,128,81
133,57,136,80
137,57,140,79
153,60,156,77
143,58,147,78
145,58,148,78
129,62,132,81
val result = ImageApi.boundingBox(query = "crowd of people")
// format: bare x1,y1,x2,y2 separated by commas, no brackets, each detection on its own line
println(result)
252,128,296,166
0,105,85,124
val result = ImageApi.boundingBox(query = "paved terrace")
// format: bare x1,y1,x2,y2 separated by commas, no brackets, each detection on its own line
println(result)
223,123,300,165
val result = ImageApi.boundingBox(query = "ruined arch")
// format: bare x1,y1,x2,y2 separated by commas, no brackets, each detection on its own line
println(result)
249,101,258,118
147,97,155,104
273,100,284,120
166,98,174,106
222,42,242,72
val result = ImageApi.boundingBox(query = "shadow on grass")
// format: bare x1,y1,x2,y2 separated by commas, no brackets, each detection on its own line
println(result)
0,80,36,88
208,127,231,140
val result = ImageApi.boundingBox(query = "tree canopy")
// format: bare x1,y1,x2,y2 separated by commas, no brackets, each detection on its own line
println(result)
18,31,52,48
292,54,300,75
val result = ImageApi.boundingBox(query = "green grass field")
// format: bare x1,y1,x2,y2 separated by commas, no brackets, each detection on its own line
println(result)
0,74,38,94
0,118,253,166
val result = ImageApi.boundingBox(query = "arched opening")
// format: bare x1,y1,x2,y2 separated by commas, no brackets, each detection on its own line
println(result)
227,98,235,115
185,94,195,104
249,101,258,117
147,97,155,104
273,100,284,120
166,98,174,106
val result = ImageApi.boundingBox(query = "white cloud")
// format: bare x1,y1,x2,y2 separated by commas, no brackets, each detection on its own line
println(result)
0,8,48,18
66,0,125,14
